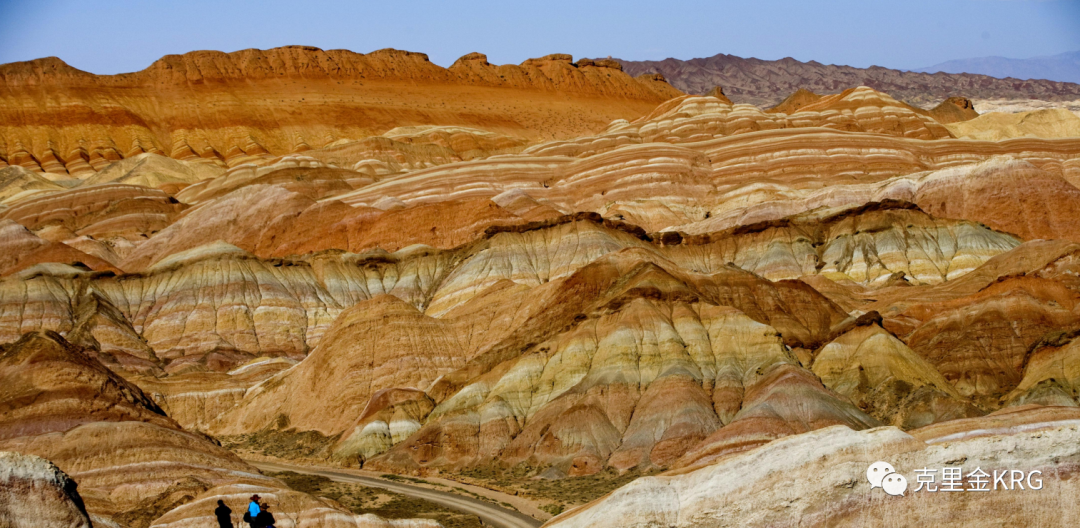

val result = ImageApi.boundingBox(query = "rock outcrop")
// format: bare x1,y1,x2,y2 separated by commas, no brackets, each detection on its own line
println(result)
928,96,980,124
0,219,120,276
812,323,980,428
372,287,856,472
1,183,187,244
945,108,1080,140
1006,333,1080,407
0,451,93,528
82,153,224,187
213,294,469,437
544,409,1080,527
0,165,65,204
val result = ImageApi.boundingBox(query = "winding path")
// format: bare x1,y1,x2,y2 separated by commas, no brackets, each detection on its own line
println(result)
249,460,543,528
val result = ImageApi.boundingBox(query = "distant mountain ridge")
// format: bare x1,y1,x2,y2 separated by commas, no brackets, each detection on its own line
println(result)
916,50,1080,84
615,52,1080,107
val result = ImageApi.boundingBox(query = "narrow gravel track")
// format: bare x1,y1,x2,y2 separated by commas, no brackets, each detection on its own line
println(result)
249,460,543,528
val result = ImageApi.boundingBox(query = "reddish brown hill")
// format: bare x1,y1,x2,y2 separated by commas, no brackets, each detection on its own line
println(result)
928,96,979,124
0,46,683,176
767,88,823,114
617,53,1080,107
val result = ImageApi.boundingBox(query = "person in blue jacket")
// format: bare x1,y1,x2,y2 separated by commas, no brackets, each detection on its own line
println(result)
245,495,261,527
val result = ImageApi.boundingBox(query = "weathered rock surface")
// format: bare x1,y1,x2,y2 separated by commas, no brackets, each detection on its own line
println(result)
898,276,1080,405
0,451,93,528
82,153,224,188
213,246,866,473
544,409,1080,527
678,156,1080,244
812,323,980,428
0,165,65,204
946,108,1080,140
3,67,1080,527
0,47,683,175
1006,334,1080,407
928,97,980,124
766,86,953,138
0,330,439,528
327,94,1080,241
135,357,296,432
0,219,120,276
1,183,187,244
773,90,978,125
0,201,1017,378
0,331,268,525
213,294,469,437
626,87,955,140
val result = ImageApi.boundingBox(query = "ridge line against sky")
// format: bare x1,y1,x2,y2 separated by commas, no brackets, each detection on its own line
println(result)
0,0,1078,76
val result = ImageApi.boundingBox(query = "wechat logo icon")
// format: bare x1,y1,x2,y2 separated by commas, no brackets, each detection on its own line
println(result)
867,461,907,496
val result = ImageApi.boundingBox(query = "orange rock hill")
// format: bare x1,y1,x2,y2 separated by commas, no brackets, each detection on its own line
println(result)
0,47,683,177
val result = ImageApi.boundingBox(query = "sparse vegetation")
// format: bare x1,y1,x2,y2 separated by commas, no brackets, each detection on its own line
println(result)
457,464,659,511
381,474,435,485
267,471,483,528
218,428,338,460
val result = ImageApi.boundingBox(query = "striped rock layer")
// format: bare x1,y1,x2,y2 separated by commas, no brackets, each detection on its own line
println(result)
0,47,681,177
0,331,441,528
2,72,1080,525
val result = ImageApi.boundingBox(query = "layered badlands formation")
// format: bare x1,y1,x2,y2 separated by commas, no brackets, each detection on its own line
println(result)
0,331,441,527
0,46,681,178
945,108,1080,141
544,407,1080,527
2,47,1080,526
973,98,1080,118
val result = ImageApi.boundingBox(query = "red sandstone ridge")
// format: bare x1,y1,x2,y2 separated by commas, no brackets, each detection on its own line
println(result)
0,46,683,176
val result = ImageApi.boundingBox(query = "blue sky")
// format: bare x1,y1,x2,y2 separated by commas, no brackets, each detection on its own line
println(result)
0,0,1077,74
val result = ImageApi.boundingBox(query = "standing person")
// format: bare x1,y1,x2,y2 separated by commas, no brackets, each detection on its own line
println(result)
214,500,233,528
245,495,261,527
254,502,276,528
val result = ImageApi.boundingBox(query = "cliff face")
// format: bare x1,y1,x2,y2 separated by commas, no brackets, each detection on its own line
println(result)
0,47,683,177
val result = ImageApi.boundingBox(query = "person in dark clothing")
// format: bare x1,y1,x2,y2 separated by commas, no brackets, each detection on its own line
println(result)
254,502,276,528
214,499,233,528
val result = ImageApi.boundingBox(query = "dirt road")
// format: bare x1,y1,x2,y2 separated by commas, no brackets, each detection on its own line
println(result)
249,460,544,528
